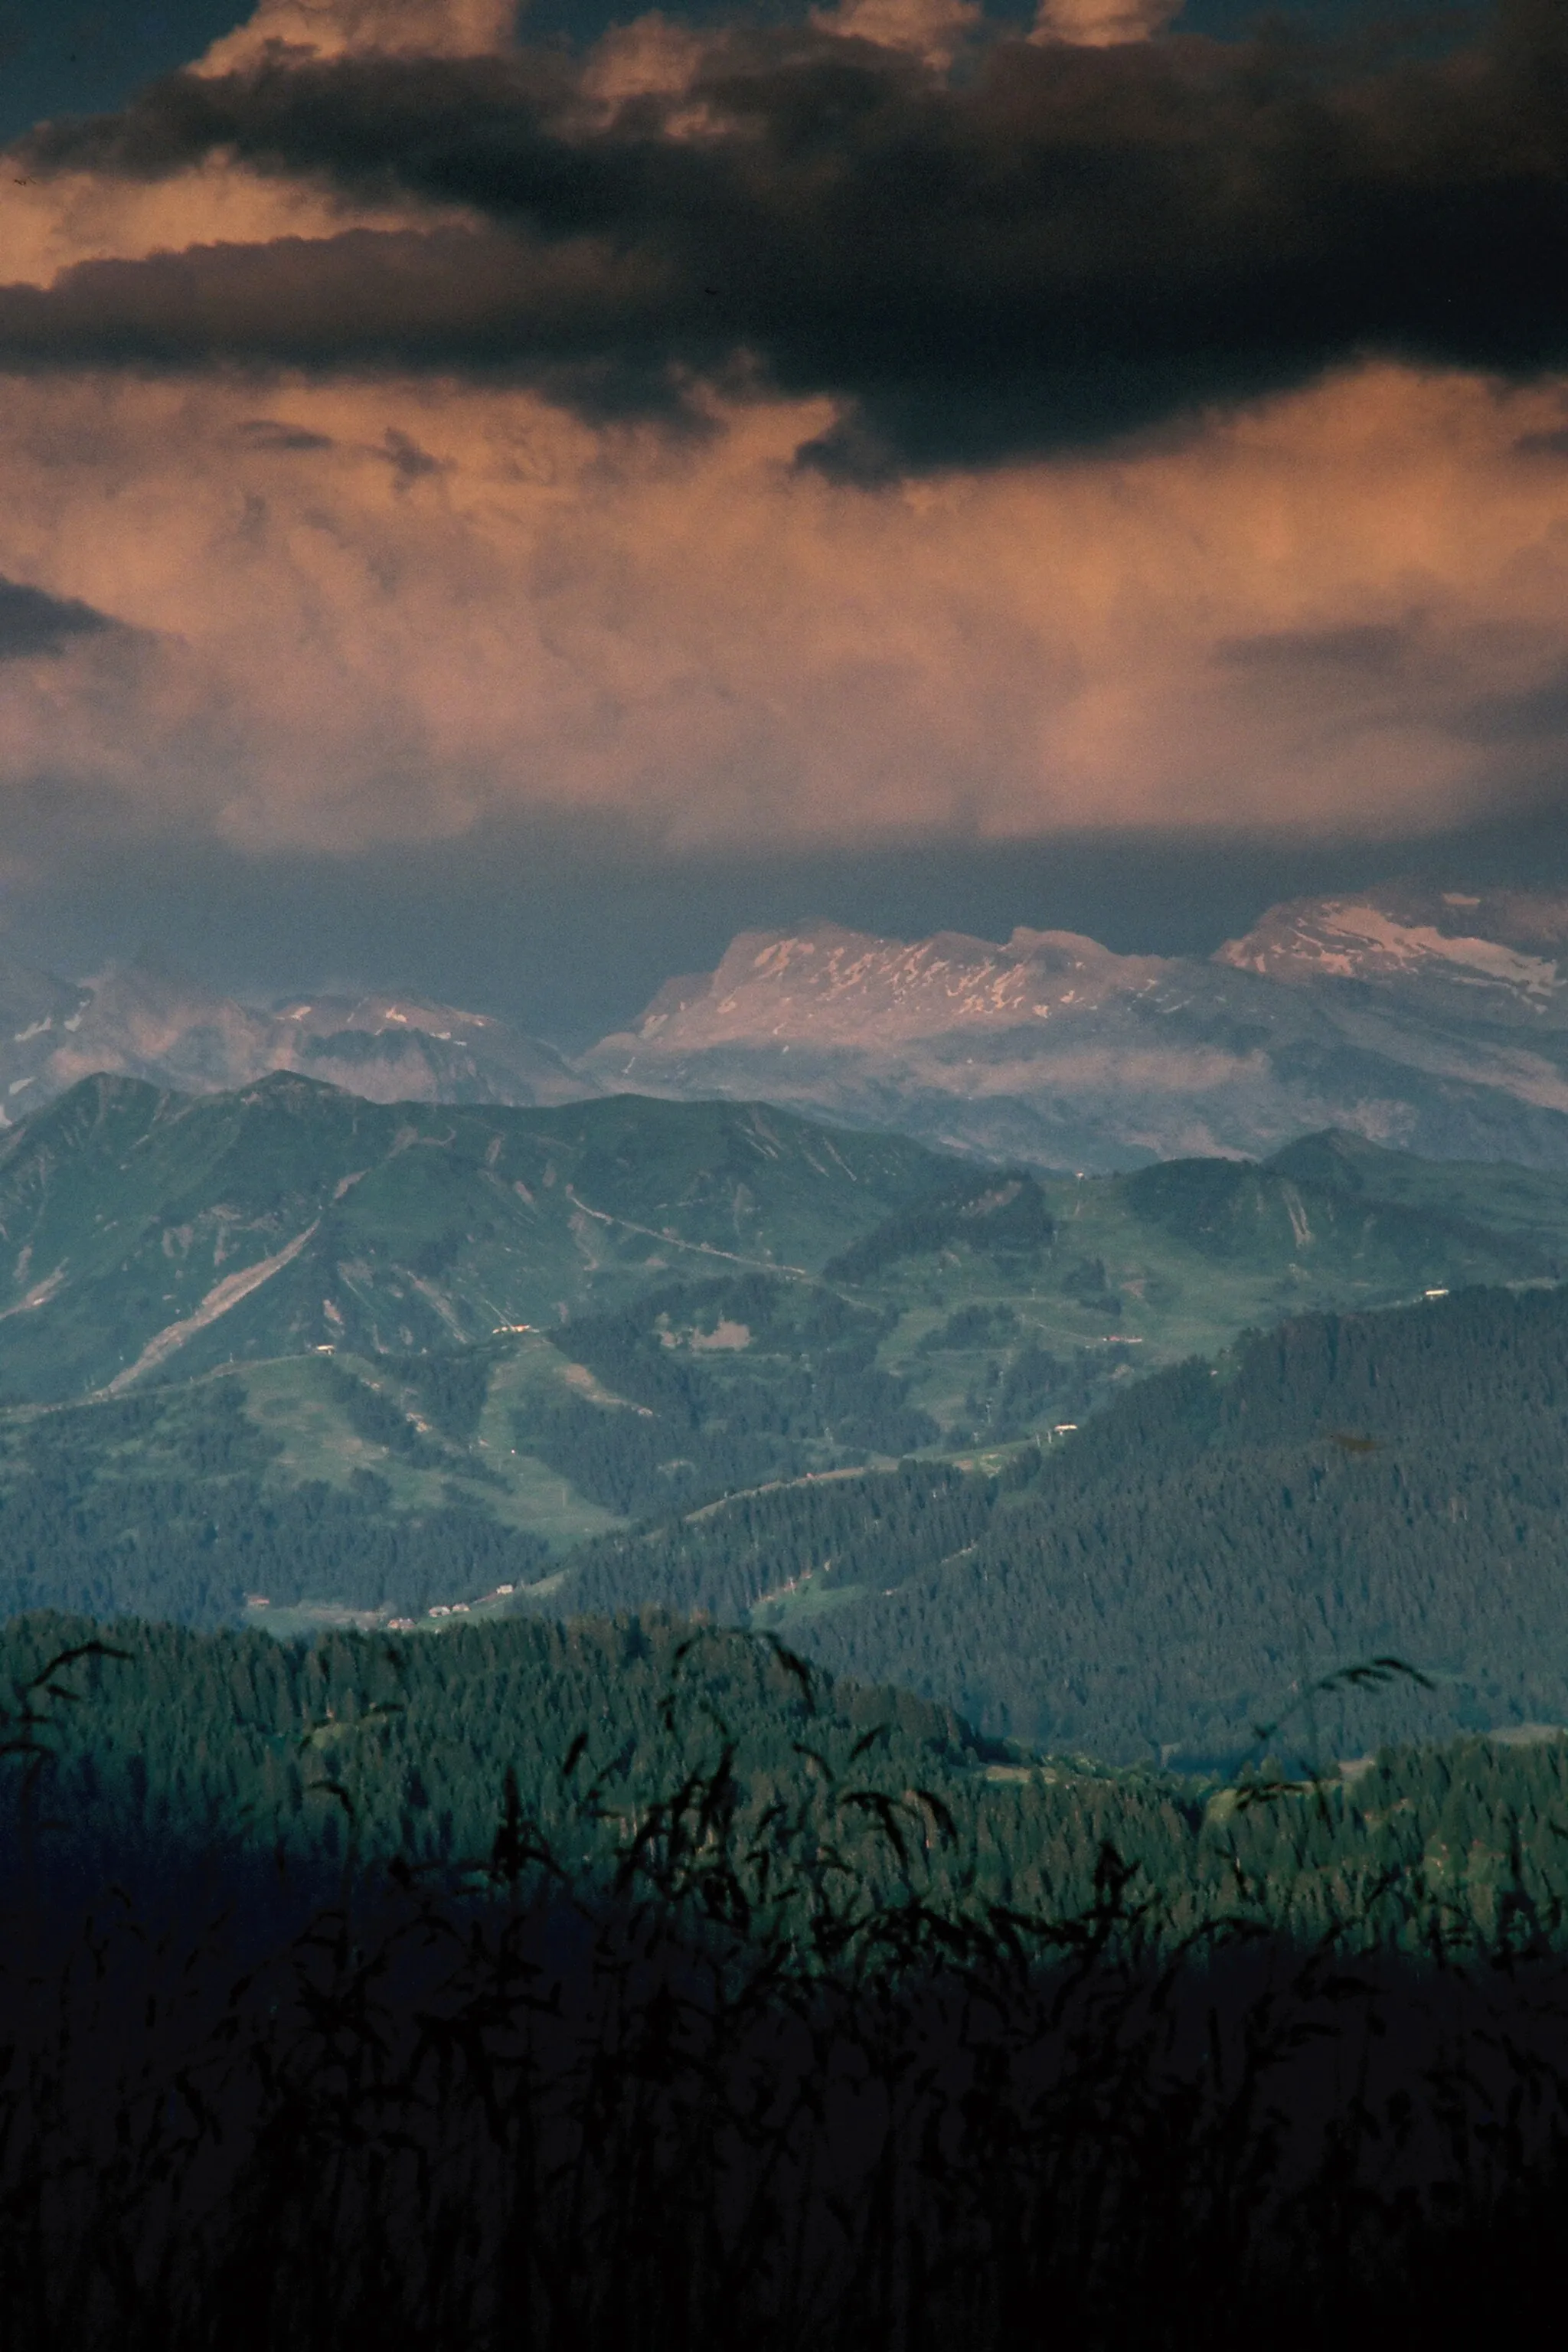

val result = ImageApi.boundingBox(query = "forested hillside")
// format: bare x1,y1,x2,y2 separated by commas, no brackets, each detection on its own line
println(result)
0,1377,554,1625
7,1608,1568,1957
11,1236,1568,1753
548,1281,1568,1761
0,1295,951,1625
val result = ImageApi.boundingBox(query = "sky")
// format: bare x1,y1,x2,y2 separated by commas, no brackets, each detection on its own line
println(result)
2,0,1567,1040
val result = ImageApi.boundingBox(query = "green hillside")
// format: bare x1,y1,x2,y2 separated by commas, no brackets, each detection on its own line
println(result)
1267,1125,1568,1246
546,1280,1568,1763
0,1297,943,1627
0,1074,951,1401
2,1074,1563,1426
8,1074,1568,1647
860,1145,1568,1439
0,1370,570,1628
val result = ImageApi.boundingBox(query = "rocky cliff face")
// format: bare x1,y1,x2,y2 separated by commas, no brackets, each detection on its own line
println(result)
583,890,1568,1171
0,959,596,1123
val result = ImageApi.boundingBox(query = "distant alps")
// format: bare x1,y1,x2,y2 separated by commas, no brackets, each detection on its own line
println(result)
582,884,1568,1171
0,954,595,1122
13,883,1568,1172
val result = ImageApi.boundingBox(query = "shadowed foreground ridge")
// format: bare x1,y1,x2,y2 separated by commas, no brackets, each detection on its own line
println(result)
0,1619,1566,2349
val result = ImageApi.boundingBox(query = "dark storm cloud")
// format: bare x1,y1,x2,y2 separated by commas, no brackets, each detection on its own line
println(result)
8,4,1568,467
0,575,118,658
235,416,335,449
1215,622,1412,675
0,227,681,366
1456,669,1568,744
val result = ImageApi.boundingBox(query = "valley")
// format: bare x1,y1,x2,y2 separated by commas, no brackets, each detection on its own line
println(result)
3,1069,1568,1766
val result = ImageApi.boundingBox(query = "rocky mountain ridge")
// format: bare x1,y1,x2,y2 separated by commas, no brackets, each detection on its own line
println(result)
1214,887,1568,1009
0,956,596,1121
15,884,1568,1172
583,885,1568,1171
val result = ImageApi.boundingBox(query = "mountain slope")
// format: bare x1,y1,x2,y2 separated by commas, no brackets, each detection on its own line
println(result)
6,1073,1568,1649
1214,885,1568,1006
860,1139,1568,1431
547,1280,1568,1762
584,886,1568,1171
7,1109,1560,1631
5,1063,1565,1420
0,1367,562,1627
0,1075,955,1400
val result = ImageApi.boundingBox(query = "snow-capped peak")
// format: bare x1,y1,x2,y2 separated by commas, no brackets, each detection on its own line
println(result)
1216,894,1563,1002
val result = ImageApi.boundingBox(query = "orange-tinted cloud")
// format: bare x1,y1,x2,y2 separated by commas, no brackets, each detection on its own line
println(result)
0,159,478,292
191,0,522,72
2,360,1568,859
0,2,1566,876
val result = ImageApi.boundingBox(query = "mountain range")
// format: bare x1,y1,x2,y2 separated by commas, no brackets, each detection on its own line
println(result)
11,884,1568,1177
2,1065,1560,1755
8,844,1568,1790
8,1069,1568,1413
11,884,1568,1179
585,884,1568,1171
0,954,595,1123
3,1064,1568,1756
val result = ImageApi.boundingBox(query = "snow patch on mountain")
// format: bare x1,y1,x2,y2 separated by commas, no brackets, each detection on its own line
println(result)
1218,898,1562,999
611,922,1174,1057
584,887,1568,1173
0,959,598,1122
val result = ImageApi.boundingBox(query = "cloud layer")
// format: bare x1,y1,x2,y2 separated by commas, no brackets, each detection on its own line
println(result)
2,358,1567,858
0,1,1566,885
0,577,119,661
12,3,1568,466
